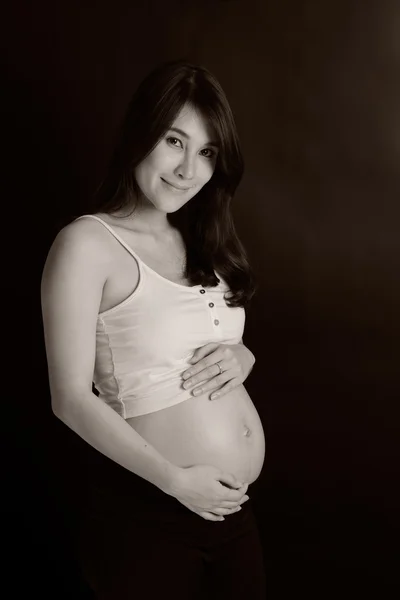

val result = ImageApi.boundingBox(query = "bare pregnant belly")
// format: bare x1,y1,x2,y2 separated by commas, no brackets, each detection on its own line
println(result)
126,384,265,485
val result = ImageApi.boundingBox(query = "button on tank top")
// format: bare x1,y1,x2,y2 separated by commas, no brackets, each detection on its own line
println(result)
75,215,246,418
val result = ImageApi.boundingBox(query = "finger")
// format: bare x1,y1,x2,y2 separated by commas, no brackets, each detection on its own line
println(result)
182,360,226,388
189,343,221,365
188,342,222,372
210,377,241,400
210,506,243,516
219,480,249,495
239,494,250,505
225,487,249,502
219,495,250,509
183,350,225,380
200,511,225,522
190,373,231,396
233,483,249,495
218,473,245,489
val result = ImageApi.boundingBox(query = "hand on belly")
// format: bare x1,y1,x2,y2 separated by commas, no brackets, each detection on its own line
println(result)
128,385,266,484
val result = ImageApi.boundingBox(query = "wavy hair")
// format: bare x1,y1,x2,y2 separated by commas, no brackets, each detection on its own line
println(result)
90,59,257,307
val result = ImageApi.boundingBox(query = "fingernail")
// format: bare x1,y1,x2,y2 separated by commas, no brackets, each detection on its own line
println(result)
193,388,201,396
237,506,242,511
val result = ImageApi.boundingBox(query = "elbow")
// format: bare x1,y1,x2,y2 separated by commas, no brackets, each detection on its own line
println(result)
51,398,69,423
50,381,89,414
50,390,78,424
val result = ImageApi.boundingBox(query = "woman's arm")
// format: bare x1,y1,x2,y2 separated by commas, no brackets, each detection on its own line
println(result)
54,387,179,494
40,220,179,494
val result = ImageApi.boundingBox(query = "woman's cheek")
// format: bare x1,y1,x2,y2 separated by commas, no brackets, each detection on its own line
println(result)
199,160,215,183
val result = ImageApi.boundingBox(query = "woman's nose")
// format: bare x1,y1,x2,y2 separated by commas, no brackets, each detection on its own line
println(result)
175,153,195,180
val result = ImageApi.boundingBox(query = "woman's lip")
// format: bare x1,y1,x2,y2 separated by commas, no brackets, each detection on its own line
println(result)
161,178,191,191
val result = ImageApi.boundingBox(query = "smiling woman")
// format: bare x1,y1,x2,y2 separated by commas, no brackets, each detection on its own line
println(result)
41,60,266,599
133,105,217,211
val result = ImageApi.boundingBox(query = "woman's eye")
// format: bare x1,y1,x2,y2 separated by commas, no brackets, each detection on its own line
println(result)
167,137,182,147
200,148,216,159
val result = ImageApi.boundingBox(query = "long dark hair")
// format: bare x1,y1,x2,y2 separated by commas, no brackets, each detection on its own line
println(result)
90,59,257,307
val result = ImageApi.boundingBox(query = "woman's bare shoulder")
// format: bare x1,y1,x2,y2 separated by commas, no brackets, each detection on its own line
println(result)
58,215,107,243
51,216,112,260
42,216,114,286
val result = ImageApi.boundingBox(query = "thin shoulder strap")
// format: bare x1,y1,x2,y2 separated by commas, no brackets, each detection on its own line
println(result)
75,214,144,264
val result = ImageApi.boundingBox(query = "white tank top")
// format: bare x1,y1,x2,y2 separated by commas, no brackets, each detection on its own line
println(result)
75,215,245,418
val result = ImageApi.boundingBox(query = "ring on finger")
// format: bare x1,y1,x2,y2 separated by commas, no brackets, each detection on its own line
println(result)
215,361,223,375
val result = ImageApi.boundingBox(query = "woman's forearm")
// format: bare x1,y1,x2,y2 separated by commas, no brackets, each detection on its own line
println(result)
53,391,181,494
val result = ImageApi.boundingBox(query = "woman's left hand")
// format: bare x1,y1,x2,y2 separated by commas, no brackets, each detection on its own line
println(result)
181,342,255,401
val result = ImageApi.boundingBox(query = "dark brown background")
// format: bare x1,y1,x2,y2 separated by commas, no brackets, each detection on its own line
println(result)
3,0,399,597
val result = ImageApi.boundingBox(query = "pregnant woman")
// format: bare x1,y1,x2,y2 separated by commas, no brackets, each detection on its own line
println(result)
41,60,266,599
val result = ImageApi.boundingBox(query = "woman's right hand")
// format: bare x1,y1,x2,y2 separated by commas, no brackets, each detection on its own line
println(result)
168,464,250,521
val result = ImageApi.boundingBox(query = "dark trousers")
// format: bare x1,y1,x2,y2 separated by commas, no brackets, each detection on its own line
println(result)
74,450,266,599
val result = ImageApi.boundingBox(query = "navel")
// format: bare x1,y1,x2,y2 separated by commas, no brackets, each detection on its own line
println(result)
243,425,252,437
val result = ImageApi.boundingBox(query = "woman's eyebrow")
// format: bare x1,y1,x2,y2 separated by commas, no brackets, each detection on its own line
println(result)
169,126,219,148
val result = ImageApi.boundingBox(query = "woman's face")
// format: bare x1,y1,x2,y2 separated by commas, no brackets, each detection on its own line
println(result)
134,104,219,213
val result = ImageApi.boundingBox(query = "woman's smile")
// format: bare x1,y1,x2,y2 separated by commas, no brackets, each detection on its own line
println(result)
161,178,193,192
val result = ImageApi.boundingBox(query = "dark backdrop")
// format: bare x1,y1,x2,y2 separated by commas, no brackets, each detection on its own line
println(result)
3,1,399,598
